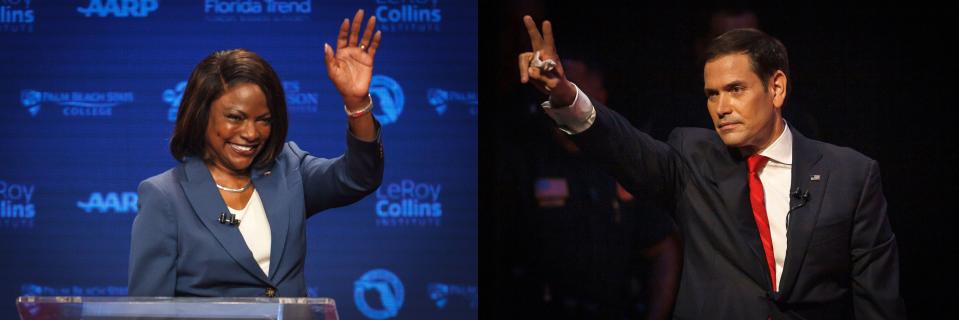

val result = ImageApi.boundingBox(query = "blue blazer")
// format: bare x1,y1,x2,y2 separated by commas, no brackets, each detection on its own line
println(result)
128,131,384,297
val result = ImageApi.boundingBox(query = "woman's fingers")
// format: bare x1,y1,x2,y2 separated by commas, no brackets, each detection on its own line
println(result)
360,15,376,49
348,9,364,47
336,18,349,50
323,43,335,68
368,31,382,59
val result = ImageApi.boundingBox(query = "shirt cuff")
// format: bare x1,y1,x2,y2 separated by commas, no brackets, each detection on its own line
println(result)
540,82,597,134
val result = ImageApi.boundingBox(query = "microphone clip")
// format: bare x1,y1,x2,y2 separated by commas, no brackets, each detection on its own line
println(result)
218,212,240,226
786,187,810,229
789,187,809,211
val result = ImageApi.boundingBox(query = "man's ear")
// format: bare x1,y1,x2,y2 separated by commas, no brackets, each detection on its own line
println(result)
770,70,787,109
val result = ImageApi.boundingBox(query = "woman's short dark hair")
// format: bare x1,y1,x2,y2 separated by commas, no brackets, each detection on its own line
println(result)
170,49,288,170
704,28,790,93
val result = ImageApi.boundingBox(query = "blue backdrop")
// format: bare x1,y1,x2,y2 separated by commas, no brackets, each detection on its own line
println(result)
0,0,477,319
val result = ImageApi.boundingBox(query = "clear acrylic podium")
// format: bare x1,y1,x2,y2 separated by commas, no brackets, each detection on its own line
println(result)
16,296,338,320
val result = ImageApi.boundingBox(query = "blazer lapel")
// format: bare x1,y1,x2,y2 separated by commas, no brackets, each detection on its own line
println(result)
251,165,290,281
778,128,828,298
179,158,271,284
715,148,773,290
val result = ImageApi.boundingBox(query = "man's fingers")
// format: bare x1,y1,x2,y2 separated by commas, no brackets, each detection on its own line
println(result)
518,52,533,83
348,9,363,47
542,20,555,49
517,17,565,96
528,66,541,80
523,15,543,50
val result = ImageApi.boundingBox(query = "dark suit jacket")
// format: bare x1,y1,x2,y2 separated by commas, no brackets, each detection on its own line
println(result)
128,131,384,297
570,102,905,319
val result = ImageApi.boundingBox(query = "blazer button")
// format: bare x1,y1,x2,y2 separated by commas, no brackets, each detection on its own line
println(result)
264,170,272,176
265,287,276,297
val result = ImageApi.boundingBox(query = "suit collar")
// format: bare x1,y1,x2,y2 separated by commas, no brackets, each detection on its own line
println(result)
180,158,271,284
776,127,828,299
718,124,818,294
250,160,290,281
179,157,291,283
716,146,774,289
758,120,793,166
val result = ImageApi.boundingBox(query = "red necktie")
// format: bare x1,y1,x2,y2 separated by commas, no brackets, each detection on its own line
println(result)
748,154,777,292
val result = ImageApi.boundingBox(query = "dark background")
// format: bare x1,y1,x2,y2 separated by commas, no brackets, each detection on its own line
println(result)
481,1,958,318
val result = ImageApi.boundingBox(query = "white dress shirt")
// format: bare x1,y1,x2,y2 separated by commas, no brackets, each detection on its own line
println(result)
228,189,272,276
756,122,792,291
542,83,794,291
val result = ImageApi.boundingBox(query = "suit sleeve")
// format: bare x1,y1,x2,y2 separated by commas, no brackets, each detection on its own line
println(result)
299,120,385,216
568,101,688,210
128,179,177,296
850,160,906,319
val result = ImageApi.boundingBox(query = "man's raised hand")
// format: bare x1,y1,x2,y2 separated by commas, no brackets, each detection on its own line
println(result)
518,15,575,106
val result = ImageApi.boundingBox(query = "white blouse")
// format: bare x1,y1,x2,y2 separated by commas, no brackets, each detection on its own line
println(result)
228,189,272,276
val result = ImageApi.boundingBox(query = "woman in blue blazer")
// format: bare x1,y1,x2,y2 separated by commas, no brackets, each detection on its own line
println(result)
128,9,385,297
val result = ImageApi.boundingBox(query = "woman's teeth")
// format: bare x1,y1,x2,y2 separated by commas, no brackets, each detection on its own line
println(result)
231,143,254,152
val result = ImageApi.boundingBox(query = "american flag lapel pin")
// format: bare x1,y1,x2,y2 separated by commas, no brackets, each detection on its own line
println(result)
810,174,821,181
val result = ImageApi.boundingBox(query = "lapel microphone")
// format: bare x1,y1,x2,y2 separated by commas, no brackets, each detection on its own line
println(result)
790,187,810,211
786,188,810,229
218,212,240,226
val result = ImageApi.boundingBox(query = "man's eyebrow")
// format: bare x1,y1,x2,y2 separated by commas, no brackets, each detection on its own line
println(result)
705,80,748,96
722,80,747,90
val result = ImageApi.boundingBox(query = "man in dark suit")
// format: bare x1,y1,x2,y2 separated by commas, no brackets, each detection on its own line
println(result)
517,16,905,319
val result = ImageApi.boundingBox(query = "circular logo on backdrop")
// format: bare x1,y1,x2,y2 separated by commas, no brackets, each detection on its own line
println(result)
370,75,404,125
354,268,404,319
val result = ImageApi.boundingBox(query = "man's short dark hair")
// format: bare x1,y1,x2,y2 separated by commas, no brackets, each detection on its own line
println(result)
704,28,790,93
169,48,288,170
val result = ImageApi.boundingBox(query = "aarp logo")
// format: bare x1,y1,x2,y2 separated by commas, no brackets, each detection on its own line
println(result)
370,75,404,126
77,192,138,214
354,269,404,319
77,0,159,18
